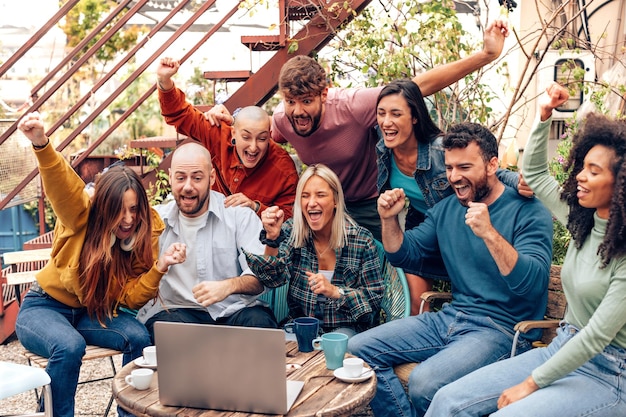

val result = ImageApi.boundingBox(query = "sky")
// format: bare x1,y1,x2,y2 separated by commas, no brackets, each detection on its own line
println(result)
0,0,57,27
0,0,280,104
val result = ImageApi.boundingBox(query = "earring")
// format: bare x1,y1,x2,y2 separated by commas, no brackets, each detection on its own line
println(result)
120,234,136,252
231,138,236,145
110,232,116,248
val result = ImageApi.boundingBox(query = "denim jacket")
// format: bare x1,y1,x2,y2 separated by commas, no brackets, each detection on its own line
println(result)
375,127,520,223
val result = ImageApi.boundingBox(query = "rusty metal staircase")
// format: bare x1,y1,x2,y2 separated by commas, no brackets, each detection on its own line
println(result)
209,0,373,110
0,0,372,213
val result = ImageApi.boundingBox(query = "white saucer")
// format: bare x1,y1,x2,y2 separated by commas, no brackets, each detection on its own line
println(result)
333,367,373,383
133,357,157,369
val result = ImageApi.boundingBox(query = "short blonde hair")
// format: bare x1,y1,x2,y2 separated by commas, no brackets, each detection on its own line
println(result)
290,164,352,249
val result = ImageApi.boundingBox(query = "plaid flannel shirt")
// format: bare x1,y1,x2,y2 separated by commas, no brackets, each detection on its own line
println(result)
245,219,384,331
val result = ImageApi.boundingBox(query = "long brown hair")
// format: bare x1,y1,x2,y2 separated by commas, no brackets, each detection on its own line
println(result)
79,166,153,323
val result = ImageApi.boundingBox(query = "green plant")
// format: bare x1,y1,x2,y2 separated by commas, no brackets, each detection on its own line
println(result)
325,0,499,129
547,120,577,265
116,146,171,205
23,200,56,232
145,152,171,205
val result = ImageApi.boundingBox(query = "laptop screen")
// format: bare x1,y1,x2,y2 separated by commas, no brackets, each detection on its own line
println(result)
154,322,303,414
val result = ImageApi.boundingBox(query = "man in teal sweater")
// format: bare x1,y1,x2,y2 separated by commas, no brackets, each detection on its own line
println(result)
348,122,553,417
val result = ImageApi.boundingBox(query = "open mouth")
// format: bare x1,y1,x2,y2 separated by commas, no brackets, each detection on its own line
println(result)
577,184,589,199
307,210,323,222
116,223,134,239
180,195,198,204
294,117,311,130
454,183,471,199
118,224,133,232
383,129,398,141
243,150,259,163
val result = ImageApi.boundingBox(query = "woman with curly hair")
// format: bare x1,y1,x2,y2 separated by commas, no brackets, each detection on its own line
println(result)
16,112,186,417
424,83,626,417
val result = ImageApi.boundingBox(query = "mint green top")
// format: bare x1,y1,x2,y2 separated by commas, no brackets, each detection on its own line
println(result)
522,117,626,388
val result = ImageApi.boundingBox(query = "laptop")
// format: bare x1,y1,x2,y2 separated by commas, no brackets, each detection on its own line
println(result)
154,322,305,414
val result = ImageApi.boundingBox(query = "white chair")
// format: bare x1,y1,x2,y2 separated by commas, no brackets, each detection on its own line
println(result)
0,361,52,417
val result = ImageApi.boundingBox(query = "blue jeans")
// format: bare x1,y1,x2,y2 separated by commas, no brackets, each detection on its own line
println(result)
425,323,626,417
348,304,528,417
15,290,151,417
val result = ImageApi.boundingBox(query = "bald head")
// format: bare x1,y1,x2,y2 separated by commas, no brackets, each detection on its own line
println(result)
233,106,270,129
231,106,272,169
171,142,212,171
169,142,214,217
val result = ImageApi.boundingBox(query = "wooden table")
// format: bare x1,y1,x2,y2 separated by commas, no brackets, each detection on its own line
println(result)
113,341,376,417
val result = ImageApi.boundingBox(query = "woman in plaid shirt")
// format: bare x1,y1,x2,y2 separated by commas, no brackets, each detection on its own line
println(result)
246,164,385,336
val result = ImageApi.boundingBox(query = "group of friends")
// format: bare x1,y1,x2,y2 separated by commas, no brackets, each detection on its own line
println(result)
14,17,626,417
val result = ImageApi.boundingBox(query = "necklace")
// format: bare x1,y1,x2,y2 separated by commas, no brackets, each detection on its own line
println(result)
314,239,332,257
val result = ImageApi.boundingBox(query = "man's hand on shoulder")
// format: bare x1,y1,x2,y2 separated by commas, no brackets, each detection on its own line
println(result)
224,193,255,211
517,171,534,198
204,104,234,127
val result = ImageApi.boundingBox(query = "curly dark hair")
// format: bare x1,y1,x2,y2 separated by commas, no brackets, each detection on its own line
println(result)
278,55,327,98
560,113,626,266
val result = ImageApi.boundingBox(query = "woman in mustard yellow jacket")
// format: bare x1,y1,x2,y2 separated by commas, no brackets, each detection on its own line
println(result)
16,112,186,417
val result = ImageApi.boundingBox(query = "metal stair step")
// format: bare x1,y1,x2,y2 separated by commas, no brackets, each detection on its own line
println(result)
287,1,321,20
241,35,284,52
203,70,253,82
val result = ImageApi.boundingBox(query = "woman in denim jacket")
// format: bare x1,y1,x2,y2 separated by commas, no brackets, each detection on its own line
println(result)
375,79,520,314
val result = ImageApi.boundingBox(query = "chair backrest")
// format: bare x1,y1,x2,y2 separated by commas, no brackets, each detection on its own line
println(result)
374,240,411,323
257,284,290,325
22,231,54,250
2,248,51,306
2,248,52,272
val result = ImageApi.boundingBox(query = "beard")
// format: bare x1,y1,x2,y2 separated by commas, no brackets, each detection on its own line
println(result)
455,174,490,207
287,112,322,137
175,190,210,217
472,178,491,205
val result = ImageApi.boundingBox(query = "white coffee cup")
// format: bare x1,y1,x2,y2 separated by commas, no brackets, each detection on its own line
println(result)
343,357,364,378
125,368,153,390
143,346,157,365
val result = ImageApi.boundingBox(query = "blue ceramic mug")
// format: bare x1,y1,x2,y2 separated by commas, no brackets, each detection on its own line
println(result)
312,332,348,370
284,317,320,353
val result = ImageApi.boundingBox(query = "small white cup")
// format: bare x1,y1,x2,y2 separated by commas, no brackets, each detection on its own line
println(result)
143,346,157,365
125,368,153,390
343,357,364,378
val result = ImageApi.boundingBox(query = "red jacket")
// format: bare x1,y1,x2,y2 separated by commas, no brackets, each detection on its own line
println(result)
159,86,298,219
